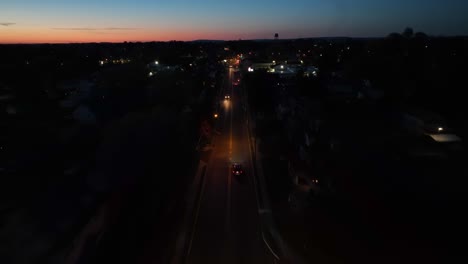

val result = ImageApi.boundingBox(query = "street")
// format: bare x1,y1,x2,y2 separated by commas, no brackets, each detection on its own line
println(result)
185,68,275,263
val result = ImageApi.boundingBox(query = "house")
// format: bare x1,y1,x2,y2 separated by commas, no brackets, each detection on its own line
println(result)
402,108,461,143
72,105,97,124
327,81,357,100
147,61,180,75
58,80,94,109
270,64,297,76
0,85,16,116
304,66,319,77
358,80,384,101
244,61,274,72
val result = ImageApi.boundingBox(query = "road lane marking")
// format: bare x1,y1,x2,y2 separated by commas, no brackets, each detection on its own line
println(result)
262,231,281,261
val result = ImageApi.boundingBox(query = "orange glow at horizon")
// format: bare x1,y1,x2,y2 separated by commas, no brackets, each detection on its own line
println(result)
1,27,245,44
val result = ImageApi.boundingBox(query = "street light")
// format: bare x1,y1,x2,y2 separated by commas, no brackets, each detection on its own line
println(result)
214,113,219,118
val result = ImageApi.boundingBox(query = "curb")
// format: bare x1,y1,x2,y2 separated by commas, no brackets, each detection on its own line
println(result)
245,86,306,264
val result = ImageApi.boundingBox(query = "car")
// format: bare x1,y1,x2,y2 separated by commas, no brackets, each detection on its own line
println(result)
231,163,243,176
224,95,230,100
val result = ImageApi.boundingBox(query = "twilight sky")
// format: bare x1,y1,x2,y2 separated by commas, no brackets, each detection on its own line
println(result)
1,0,468,43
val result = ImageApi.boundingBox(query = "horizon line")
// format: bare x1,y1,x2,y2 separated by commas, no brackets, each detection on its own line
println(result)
1,34,467,45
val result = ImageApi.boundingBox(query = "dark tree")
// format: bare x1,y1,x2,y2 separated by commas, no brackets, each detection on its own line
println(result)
402,27,414,38
387,32,403,39
414,32,428,39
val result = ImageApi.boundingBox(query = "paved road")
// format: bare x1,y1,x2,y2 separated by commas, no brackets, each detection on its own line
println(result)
186,68,274,263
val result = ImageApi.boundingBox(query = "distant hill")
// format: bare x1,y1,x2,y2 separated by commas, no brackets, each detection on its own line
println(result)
191,39,225,43
190,37,382,43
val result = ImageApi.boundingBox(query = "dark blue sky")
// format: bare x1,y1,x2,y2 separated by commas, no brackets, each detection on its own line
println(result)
2,0,468,43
